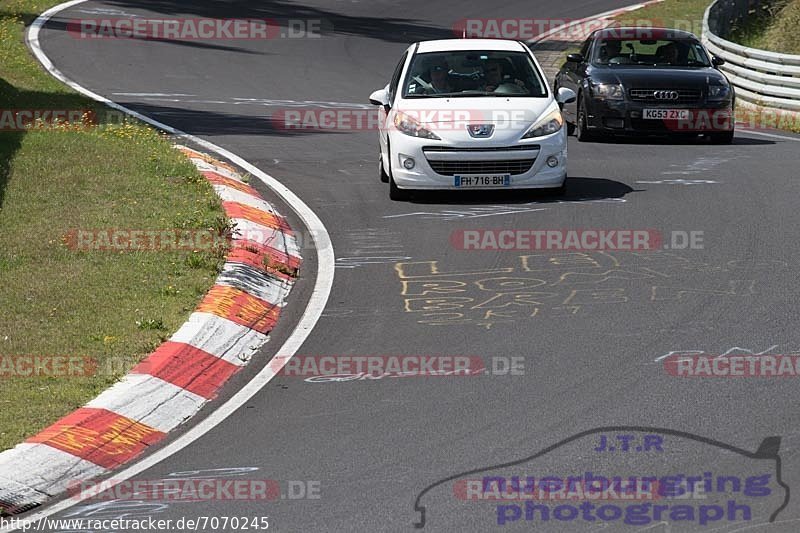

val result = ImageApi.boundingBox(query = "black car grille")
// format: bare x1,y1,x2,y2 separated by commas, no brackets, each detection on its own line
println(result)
629,88,702,103
427,159,536,176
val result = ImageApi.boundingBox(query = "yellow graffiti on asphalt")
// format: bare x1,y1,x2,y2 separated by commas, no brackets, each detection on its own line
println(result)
395,252,777,329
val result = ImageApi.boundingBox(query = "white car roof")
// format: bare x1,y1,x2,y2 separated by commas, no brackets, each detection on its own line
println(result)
416,39,527,53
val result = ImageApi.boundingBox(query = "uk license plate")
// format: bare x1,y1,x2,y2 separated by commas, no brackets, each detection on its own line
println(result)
454,174,511,188
643,109,690,120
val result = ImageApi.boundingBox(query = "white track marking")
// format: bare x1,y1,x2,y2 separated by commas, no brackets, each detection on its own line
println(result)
527,1,665,44
111,92,197,97
4,1,335,528
738,128,800,142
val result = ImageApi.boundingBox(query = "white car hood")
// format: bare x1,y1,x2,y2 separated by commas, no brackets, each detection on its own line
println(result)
395,97,557,143
397,97,552,125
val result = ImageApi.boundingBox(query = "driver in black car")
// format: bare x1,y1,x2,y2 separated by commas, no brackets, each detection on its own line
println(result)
598,40,623,63
655,42,680,64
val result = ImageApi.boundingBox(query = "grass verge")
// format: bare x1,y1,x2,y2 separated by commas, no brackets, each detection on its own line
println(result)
729,0,800,54
611,0,709,39
0,0,227,452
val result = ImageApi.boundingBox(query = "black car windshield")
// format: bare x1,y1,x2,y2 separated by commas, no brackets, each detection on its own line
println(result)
402,51,548,98
592,38,711,67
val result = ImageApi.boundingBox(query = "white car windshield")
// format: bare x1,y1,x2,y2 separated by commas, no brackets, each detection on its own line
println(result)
402,51,548,98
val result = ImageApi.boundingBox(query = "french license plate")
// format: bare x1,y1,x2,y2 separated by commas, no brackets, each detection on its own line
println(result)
454,174,511,188
643,109,690,120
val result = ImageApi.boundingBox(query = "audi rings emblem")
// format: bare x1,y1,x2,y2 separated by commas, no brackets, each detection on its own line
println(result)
653,90,680,100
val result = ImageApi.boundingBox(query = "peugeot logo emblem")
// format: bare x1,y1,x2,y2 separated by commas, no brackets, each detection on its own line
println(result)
653,90,680,100
467,124,494,138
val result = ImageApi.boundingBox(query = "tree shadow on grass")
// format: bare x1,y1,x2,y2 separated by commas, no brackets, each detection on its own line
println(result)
0,76,128,211
0,131,22,212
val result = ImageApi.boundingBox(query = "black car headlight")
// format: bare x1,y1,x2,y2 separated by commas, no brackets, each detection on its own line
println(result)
708,85,731,100
591,83,624,100
521,109,563,139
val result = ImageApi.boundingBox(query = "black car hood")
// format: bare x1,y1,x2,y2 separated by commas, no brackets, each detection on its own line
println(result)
591,67,728,87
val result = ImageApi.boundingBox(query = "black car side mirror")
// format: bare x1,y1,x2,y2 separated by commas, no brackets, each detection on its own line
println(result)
566,53,584,63
712,56,725,67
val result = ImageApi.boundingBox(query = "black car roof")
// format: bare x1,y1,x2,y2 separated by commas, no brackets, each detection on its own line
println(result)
590,27,699,40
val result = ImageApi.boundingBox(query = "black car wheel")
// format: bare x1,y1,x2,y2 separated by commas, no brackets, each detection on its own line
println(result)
710,131,734,145
547,180,567,196
389,174,410,201
575,97,595,142
379,155,389,183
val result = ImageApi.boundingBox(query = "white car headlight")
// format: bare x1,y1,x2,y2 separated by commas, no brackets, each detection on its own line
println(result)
393,111,441,140
521,109,563,139
592,83,624,100
708,85,731,100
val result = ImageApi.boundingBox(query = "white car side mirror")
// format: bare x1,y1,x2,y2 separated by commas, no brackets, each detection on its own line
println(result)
556,87,577,105
369,88,389,107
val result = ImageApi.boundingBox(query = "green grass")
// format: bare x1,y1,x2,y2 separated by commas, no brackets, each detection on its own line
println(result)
0,0,227,452
611,0,710,36
610,0,800,54
613,0,799,54
729,0,800,54
727,9,774,49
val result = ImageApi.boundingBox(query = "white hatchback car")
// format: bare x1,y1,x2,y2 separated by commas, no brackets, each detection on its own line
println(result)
369,39,576,200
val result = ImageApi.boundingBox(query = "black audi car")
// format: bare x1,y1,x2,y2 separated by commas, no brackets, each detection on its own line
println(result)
554,27,735,143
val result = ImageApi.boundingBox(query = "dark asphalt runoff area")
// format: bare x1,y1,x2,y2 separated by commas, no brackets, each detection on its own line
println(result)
30,0,800,530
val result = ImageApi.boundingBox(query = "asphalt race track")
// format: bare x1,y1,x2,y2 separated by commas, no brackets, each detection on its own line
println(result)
28,0,800,530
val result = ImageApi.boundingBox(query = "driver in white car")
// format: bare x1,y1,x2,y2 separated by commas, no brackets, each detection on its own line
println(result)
481,59,526,92
423,58,455,94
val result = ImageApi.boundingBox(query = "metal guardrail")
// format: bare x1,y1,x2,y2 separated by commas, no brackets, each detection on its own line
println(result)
703,0,800,110
702,0,800,110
